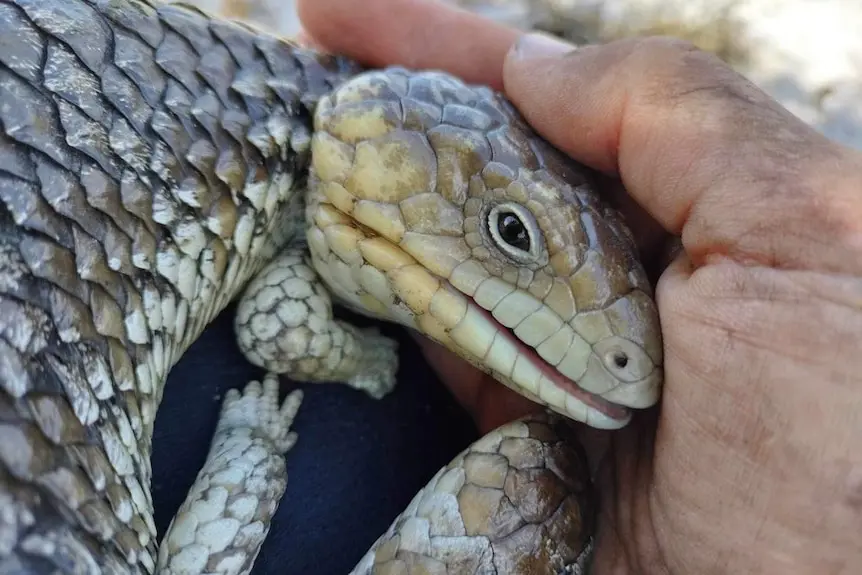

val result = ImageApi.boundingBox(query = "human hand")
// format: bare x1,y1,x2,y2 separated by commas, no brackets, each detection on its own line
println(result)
297,0,862,572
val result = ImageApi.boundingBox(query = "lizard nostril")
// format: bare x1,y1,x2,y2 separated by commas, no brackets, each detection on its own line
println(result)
611,351,629,370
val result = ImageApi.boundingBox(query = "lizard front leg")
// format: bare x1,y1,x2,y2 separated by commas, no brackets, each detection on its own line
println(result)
234,246,399,399
156,375,302,575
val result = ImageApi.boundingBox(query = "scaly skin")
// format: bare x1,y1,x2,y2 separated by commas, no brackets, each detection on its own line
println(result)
0,1,663,574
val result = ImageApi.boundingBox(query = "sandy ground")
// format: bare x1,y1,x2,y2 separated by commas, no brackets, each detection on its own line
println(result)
185,0,862,151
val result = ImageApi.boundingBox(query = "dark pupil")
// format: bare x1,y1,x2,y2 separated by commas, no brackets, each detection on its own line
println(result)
497,213,530,251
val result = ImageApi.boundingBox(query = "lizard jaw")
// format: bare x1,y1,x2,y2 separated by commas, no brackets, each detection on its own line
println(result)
460,298,633,430
425,283,644,430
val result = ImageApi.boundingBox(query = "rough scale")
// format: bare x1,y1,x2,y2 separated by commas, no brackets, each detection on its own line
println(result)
0,1,663,573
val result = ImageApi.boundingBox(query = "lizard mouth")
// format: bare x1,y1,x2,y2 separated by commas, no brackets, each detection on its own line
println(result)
486,306,633,423
438,283,635,430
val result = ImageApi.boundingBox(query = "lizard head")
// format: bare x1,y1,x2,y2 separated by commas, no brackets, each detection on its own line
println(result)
306,67,663,429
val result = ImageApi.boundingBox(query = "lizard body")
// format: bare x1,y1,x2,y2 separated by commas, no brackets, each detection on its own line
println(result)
0,1,663,573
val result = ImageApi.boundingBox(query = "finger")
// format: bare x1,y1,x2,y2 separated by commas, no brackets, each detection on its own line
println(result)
503,35,862,273
297,0,519,88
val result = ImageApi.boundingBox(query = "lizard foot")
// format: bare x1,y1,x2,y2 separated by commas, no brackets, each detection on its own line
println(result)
217,373,303,454
344,326,399,399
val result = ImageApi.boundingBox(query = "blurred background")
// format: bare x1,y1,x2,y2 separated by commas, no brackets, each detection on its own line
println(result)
186,0,861,151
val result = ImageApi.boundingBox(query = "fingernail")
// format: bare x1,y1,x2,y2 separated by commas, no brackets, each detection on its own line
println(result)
510,32,577,61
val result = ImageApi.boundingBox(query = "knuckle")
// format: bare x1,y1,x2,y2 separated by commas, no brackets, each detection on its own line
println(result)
637,35,701,57
619,37,747,107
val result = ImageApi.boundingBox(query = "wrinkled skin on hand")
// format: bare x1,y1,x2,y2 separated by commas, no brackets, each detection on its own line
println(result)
298,1,862,574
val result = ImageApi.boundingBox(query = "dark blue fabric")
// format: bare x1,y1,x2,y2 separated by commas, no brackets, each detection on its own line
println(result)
151,305,477,573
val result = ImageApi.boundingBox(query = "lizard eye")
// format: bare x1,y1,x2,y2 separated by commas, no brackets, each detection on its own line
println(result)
496,212,530,251
487,202,543,262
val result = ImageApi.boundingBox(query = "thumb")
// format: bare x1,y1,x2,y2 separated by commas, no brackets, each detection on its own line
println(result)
502,34,862,274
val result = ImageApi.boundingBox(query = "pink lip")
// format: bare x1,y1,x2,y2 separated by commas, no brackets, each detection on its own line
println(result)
469,301,632,422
